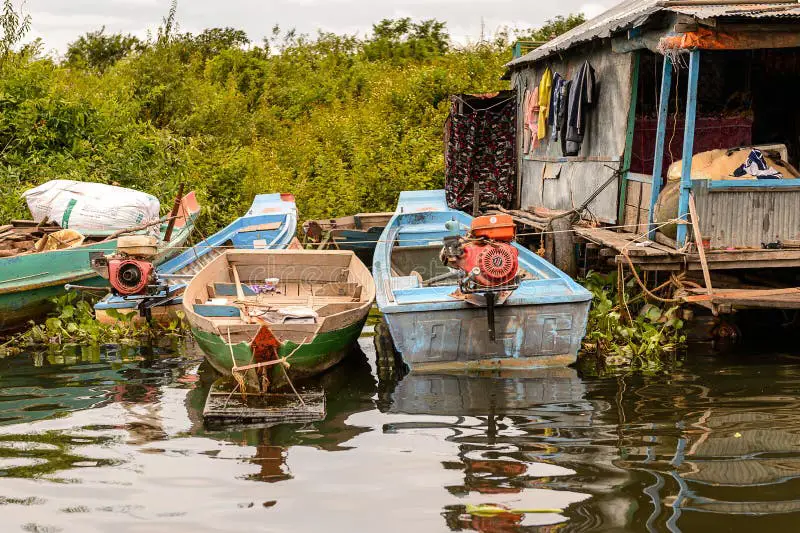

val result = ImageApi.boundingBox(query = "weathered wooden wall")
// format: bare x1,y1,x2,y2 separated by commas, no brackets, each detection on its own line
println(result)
511,42,634,224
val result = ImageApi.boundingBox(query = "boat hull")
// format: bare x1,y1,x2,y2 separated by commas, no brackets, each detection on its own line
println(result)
382,300,590,370
192,318,368,391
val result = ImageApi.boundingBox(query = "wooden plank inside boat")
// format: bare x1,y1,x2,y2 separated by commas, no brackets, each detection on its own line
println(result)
203,379,325,427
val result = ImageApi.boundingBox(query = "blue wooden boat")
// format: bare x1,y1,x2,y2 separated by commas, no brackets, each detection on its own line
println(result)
94,193,298,324
373,190,592,370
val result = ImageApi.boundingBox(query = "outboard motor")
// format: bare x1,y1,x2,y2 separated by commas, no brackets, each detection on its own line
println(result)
91,236,159,297
441,214,520,341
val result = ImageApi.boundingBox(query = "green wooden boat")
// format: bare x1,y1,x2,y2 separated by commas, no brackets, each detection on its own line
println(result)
182,249,375,392
0,192,201,334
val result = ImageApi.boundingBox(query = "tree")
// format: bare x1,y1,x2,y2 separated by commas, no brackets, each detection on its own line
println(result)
363,18,449,62
0,0,30,62
181,27,250,59
517,14,585,42
66,27,143,71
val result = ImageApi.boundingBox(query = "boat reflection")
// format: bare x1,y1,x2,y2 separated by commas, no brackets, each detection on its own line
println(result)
186,340,378,483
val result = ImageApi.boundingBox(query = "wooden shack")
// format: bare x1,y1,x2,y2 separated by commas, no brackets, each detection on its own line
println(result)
504,0,800,316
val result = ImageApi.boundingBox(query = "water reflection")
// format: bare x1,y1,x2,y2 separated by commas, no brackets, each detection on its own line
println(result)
0,338,798,531
188,343,378,484
382,369,592,531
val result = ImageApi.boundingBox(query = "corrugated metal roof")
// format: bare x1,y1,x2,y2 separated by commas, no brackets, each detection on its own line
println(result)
507,0,661,67
508,1,800,68
670,3,800,18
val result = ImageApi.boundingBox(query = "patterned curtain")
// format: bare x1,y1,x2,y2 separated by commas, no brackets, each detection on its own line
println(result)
445,92,516,212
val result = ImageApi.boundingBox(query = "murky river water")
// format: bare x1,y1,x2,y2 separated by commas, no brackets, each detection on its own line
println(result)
1,334,799,532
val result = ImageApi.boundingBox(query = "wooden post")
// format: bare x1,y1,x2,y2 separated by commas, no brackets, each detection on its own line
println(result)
163,183,185,243
688,194,716,315
677,50,701,247
473,181,480,217
647,55,673,238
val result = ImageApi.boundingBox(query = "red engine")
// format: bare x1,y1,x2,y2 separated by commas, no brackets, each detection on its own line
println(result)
442,214,519,292
454,242,519,288
108,259,155,296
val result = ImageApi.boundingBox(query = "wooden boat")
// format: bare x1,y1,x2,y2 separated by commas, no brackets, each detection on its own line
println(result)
373,190,592,370
303,212,393,267
95,193,297,324
183,249,375,392
0,192,200,334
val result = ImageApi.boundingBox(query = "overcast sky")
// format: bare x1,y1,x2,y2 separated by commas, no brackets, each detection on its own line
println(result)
23,0,614,55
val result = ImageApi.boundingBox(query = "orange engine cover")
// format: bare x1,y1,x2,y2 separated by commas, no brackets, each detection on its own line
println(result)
455,242,519,288
470,214,516,241
108,259,154,296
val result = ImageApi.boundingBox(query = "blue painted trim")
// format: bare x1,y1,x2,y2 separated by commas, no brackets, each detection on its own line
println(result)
193,304,240,317
213,283,257,297
372,190,592,316
648,55,673,238
707,179,800,190
677,50,700,247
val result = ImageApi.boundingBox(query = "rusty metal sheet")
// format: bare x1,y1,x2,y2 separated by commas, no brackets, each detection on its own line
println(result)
693,180,800,249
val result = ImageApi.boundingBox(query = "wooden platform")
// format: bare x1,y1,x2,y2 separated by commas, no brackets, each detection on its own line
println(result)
203,379,325,428
574,227,800,271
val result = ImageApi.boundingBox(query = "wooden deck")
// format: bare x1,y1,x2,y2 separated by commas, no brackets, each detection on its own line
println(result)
574,227,800,271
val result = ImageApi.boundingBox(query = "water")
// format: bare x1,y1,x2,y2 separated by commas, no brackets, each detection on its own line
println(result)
0,339,799,532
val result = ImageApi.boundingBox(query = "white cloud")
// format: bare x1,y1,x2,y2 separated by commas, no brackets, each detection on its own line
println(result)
23,0,612,53
580,3,610,19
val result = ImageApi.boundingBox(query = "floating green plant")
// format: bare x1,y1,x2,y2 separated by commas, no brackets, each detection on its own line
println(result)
580,271,686,371
1,292,187,355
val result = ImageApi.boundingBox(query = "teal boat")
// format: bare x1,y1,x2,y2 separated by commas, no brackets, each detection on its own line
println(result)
182,249,375,392
0,192,201,333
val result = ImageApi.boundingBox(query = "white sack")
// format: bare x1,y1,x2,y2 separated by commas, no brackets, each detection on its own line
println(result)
22,180,161,234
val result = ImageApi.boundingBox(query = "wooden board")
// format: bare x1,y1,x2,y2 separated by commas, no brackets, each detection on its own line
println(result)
573,226,680,257
240,222,282,232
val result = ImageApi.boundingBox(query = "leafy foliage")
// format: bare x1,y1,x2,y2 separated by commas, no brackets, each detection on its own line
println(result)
581,271,685,371
515,14,585,42
0,0,30,61
0,14,519,235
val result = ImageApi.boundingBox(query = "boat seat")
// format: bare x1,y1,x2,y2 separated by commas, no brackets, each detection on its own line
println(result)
391,276,421,291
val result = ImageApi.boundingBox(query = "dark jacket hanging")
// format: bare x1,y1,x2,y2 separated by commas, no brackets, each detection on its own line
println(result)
557,80,572,157
564,61,596,156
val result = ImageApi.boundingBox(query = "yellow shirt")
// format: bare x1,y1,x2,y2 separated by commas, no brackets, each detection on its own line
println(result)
537,67,553,140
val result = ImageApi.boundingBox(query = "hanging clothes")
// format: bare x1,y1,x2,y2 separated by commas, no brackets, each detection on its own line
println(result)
548,72,563,142
557,80,572,156
564,61,596,156
522,86,539,153
537,67,553,141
